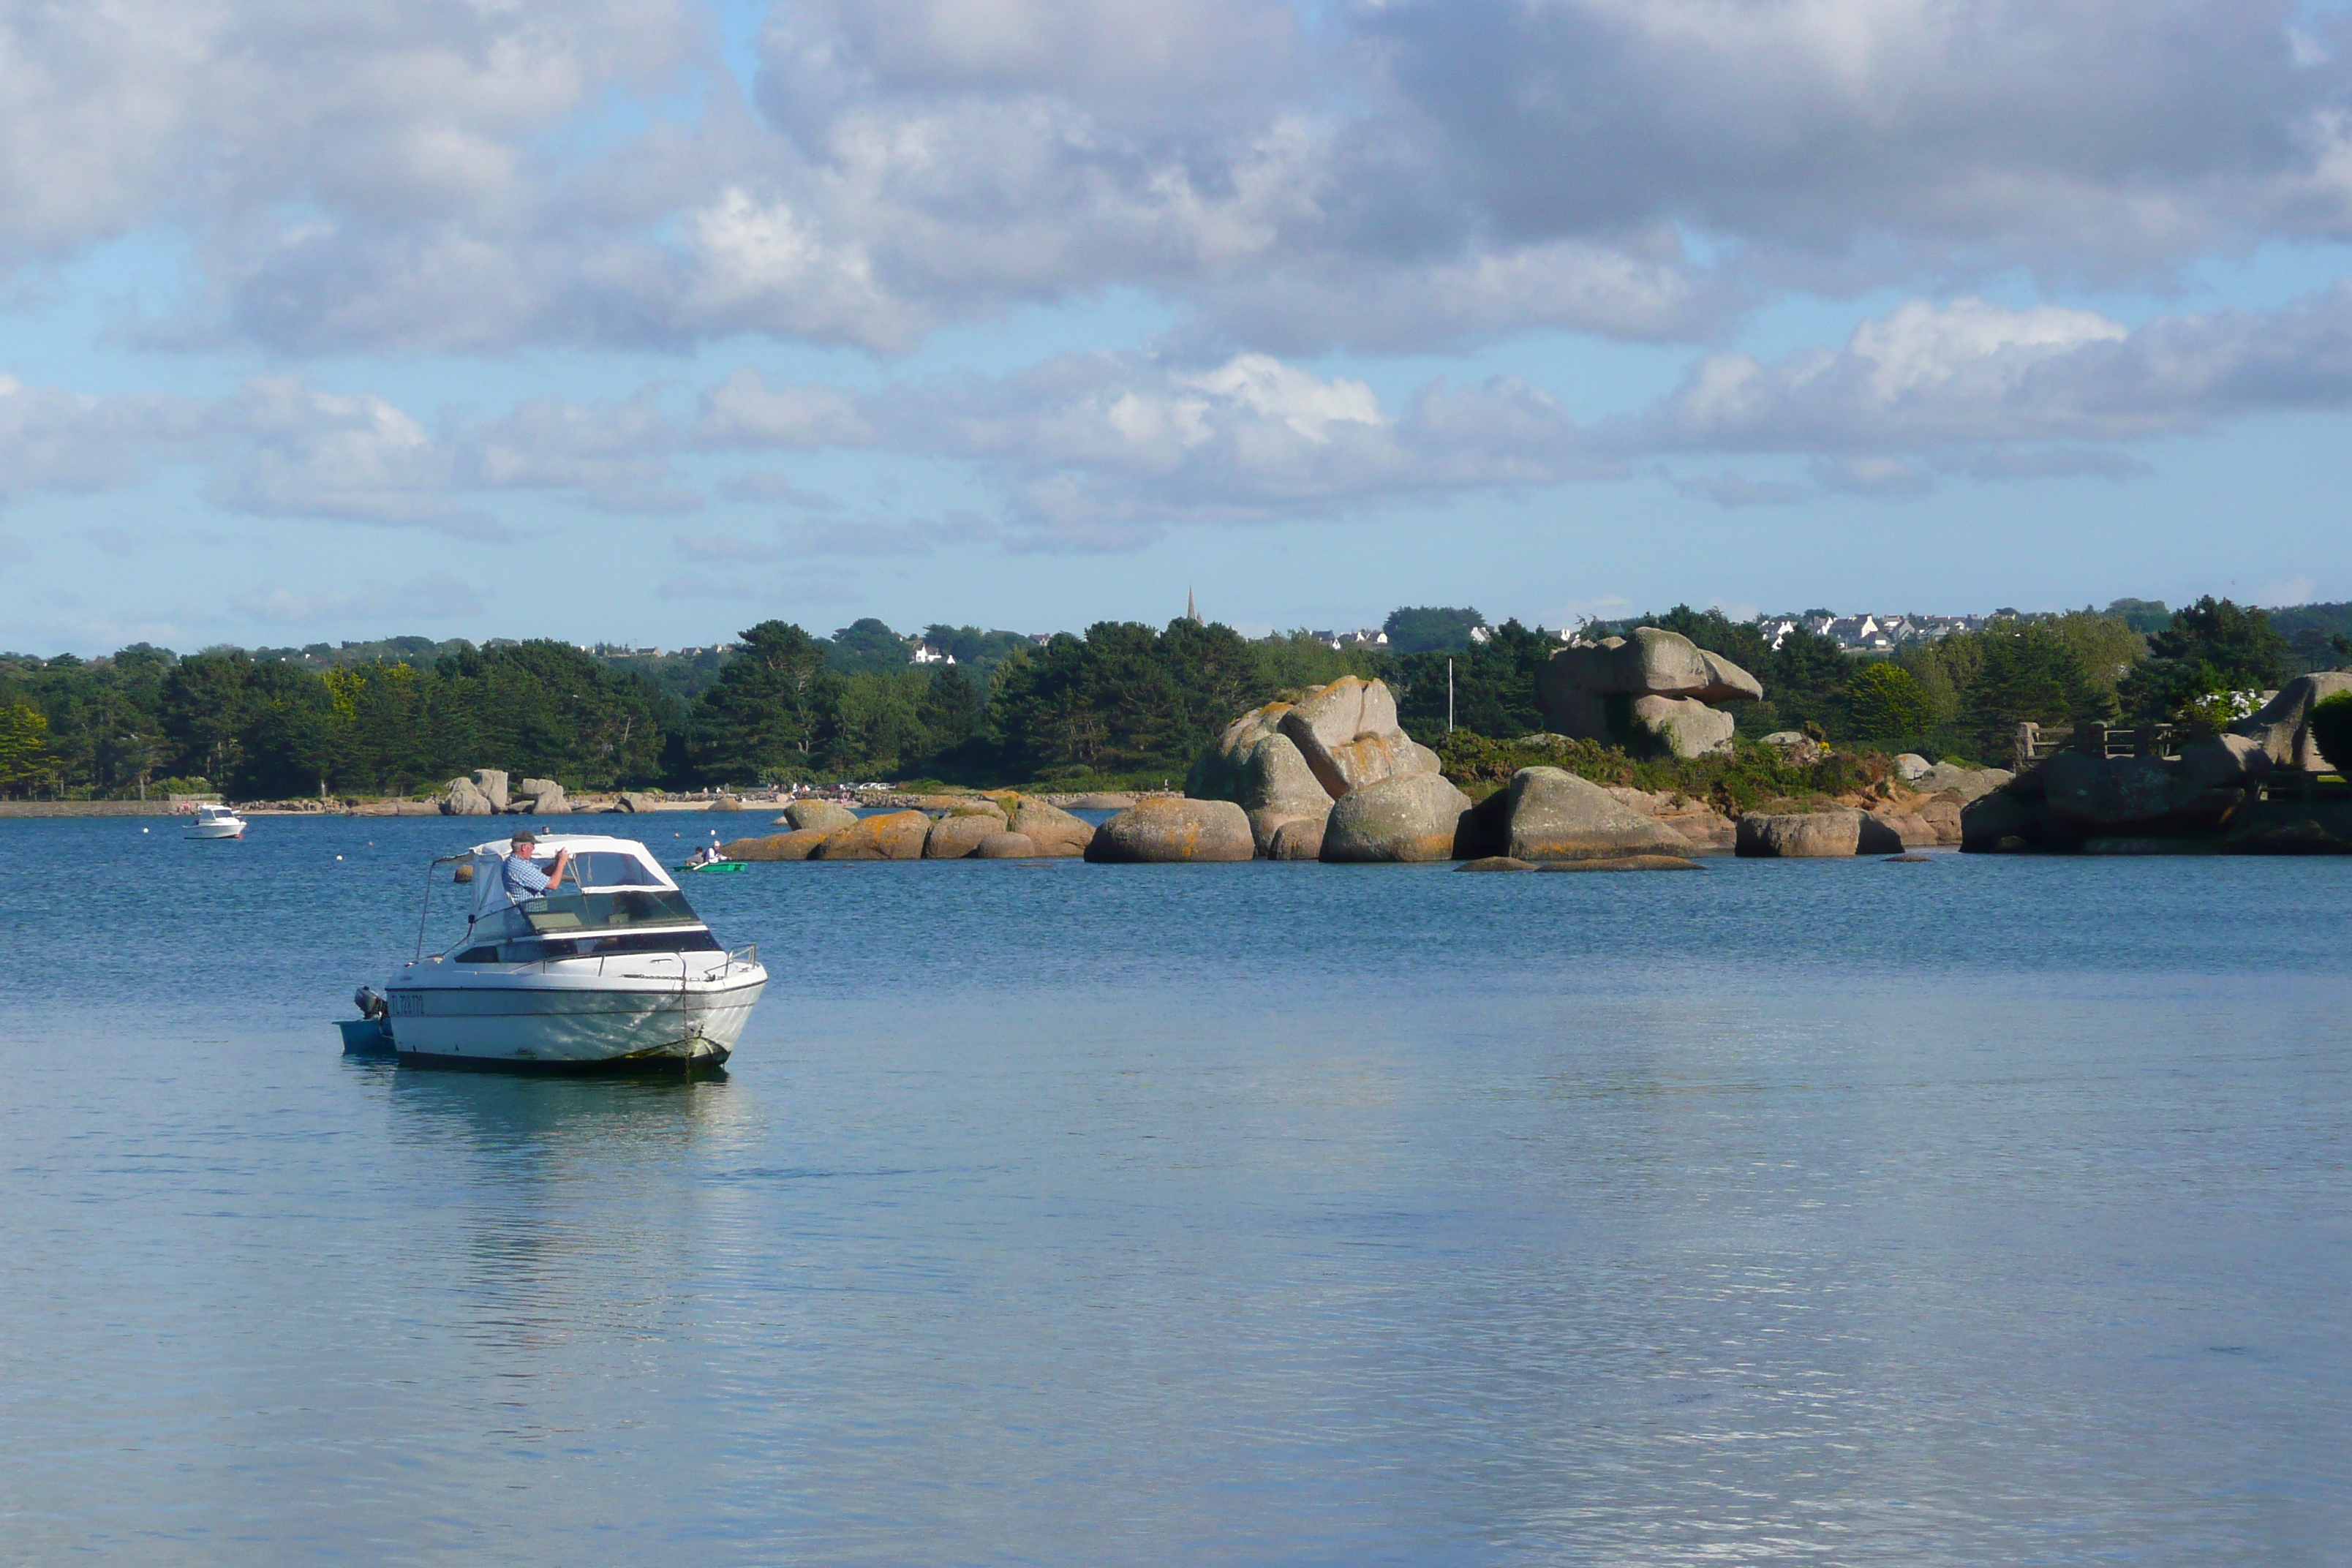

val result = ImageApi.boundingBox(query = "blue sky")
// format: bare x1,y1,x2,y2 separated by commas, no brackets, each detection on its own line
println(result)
3,0,2351,655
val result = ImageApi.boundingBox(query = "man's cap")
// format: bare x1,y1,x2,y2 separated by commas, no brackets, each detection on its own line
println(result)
510,828,537,843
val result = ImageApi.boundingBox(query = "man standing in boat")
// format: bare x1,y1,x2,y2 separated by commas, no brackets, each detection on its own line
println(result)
500,829,570,904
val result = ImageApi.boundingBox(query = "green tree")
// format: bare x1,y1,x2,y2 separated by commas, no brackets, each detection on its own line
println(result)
1765,625,1851,735
917,665,983,747
1382,606,1488,655
1842,662,1934,738
825,671,932,776
165,650,256,785
0,702,57,796
828,617,914,676
1387,619,1555,742
1966,619,2110,752
687,621,838,784
988,619,1265,781
919,625,1035,679
2119,597,2290,723
2104,598,2173,634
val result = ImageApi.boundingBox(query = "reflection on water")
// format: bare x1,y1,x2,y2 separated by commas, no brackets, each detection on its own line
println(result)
1,816,2349,1565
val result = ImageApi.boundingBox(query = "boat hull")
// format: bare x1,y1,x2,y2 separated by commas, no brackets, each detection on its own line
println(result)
186,823,244,839
385,962,765,1071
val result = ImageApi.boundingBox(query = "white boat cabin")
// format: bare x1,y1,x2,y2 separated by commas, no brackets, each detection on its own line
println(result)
451,834,716,965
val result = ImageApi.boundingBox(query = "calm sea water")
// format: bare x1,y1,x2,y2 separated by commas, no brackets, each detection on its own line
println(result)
1,815,2347,1566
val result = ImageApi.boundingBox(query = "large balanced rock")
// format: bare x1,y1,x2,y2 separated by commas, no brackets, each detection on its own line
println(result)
924,813,1003,859
472,769,510,812
1085,798,1255,862
441,776,495,815
1629,696,1735,758
813,810,929,860
1738,810,1904,857
1008,796,1095,856
2231,674,2352,770
1189,676,1438,852
1463,767,1695,862
1278,676,1440,798
1229,728,1335,852
780,799,860,832
1537,627,1760,758
1319,774,1474,862
723,830,826,862
513,777,570,815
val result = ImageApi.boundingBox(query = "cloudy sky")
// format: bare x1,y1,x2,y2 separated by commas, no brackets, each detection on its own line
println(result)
4,0,2351,654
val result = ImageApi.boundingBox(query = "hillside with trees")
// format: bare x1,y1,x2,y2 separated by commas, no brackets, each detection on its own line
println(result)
3,598,2344,800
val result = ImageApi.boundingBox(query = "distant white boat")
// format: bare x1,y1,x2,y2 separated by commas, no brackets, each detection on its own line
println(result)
185,804,247,840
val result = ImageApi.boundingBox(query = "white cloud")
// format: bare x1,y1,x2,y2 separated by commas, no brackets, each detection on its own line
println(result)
230,572,486,626
6,0,2342,361
1629,285,2352,459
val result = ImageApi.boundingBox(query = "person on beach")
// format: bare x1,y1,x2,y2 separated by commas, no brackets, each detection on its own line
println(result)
500,829,568,902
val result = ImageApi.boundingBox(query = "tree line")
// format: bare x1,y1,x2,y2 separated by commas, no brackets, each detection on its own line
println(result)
4,599,2343,799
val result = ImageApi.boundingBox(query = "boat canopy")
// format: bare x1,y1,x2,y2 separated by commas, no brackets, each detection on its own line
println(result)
464,834,681,926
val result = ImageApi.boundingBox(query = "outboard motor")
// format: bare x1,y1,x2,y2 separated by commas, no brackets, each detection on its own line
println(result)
354,986,389,1021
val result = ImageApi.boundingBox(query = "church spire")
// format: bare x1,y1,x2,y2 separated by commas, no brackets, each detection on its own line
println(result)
1186,586,1200,624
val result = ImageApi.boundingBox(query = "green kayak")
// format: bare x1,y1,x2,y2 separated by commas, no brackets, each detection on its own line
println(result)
674,859,750,874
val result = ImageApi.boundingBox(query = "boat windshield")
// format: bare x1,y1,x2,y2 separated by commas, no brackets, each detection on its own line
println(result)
516,886,701,933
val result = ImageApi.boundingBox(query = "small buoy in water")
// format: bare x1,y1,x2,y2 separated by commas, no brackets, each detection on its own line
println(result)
336,854,344,861
142,828,149,833
453,863,475,883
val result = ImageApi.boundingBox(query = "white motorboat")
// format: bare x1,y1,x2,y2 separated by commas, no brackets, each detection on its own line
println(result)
348,833,766,1072
185,803,247,839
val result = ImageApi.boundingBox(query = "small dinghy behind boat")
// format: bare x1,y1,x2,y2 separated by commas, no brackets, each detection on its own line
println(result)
344,833,766,1071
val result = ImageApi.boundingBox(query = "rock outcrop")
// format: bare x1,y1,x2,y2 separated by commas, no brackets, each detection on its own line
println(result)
1265,817,1326,860
2231,674,2352,770
1008,797,1095,856
1188,676,1441,855
1603,786,1736,851
975,832,1041,858
441,776,495,815
1537,854,1701,872
780,799,861,832
1737,810,1904,857
1085,798,1256,862
472,769,510,812
1537,627,1763,758
813,810,929,860
1914,762,2012,802
1319,774,1473,862
723,830,826,861
513,777,570,815
1956,736,2329,853
924,813,1003,859
1458,767,1697,862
